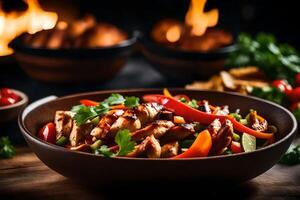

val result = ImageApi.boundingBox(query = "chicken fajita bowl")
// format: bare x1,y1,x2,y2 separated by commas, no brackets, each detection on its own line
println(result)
19,89,297,184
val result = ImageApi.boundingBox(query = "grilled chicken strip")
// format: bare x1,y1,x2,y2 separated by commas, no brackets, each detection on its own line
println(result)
207,119,222,140
161,141,179,158
90,109,124,140
69,122,94,147
127,135,161,158
109,109,142,136
248,111,268,132
109,103,163,138
198,100,211,113
131,120,175,142
159,124,195,144
54,111,74,140
134,103,163,125
209,119,233,155
213,106,229,116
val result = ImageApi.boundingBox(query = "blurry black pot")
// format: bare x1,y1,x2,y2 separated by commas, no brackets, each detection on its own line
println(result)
9,32,137,83
139,29,237,81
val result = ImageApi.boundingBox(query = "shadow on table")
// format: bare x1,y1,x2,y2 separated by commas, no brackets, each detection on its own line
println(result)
93,180,258,199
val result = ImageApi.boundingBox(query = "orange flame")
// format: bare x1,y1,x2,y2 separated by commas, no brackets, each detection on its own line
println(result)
0,0,58,56
185,0,219,36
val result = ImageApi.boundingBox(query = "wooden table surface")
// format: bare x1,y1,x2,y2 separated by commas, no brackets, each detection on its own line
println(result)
0,146,299,200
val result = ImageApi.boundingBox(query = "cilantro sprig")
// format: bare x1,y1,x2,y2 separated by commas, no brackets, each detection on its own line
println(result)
279,144,300,165
71,94,139,125
226,33,300,84
0,136,16,158
96,129,136,157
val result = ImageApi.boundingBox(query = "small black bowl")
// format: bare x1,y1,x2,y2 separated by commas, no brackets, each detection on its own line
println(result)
140,30,237,81
9,31,137,83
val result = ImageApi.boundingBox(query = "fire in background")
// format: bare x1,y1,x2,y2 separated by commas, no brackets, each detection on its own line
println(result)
0,0,58,56
151,0,233,52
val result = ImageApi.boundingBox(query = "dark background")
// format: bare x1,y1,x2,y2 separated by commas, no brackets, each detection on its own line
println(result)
2,0,299,48
0,0,299,142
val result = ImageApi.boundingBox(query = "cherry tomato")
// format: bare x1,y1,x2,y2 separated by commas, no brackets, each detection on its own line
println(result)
295,74,300,86
287,87,300,103
271,79,292,94
0,97,16,106
8,92,20,101
38,123,56,144
0,88,20,103
1,88,14,96
231,141,242,153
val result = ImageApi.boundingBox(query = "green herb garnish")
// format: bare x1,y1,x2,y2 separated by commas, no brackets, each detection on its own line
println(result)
250,86,286,105
292,107,300,121
226,33,300,84
71,105,108,126
96,129,136,157
115,129,136,156
0,136,16,158
96,145,115,157
279,144,300,165
72,94,139,125
124,96,140,108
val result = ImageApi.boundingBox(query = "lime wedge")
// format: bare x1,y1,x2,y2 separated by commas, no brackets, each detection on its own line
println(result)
242,133,256,152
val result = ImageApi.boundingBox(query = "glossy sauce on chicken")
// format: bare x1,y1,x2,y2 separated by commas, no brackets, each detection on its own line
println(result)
38,90,277,158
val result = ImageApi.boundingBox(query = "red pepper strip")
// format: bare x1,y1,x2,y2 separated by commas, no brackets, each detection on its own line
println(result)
173,129,212,158
143,95,274,140
80,99,99,106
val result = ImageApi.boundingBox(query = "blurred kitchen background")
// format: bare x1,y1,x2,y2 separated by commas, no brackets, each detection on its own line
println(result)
1,0,298,46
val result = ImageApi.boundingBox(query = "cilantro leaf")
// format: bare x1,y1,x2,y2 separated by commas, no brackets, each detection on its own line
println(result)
0,137,16,158
95,129,136,157
279,144,300,165
102,93,125,107
115,129,136,156
226,33,300,84
72,94,140,125
96,145,115,157
71,105,103,126
125,96,140,108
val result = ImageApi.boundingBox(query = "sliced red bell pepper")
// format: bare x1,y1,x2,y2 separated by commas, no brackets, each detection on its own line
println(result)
173,129,212,158
80,99,99,106
143,94,274,140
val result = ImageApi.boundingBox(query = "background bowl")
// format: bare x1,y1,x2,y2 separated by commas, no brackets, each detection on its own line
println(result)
9,32,137,83
140,33,237,82
19,89,296,185
0,89,28,123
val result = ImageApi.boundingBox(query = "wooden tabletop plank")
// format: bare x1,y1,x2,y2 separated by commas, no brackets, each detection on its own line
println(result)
0,146,299,200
